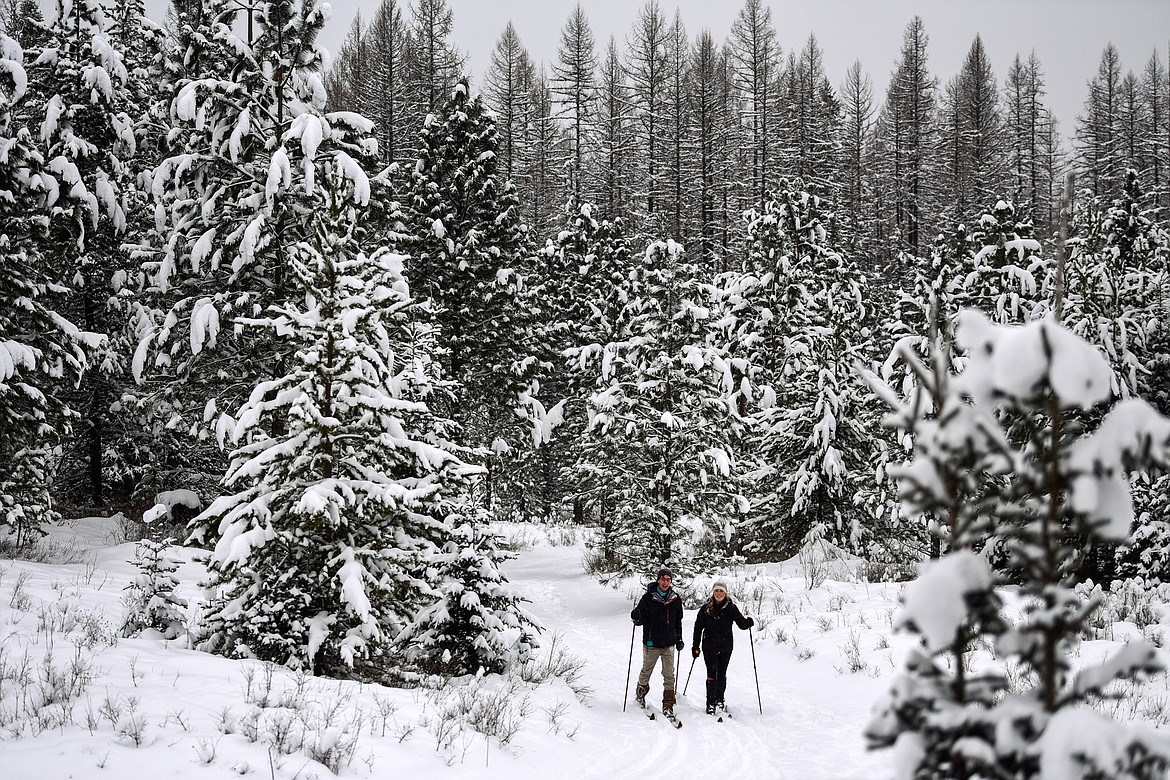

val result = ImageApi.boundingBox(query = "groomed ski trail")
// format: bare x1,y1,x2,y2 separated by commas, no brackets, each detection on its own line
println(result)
502,543,894,780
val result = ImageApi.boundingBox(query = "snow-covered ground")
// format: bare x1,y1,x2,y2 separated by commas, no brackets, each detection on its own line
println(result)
1,517,1168,779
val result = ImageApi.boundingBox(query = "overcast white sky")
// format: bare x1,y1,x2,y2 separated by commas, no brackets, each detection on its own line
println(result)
117,1,1170,134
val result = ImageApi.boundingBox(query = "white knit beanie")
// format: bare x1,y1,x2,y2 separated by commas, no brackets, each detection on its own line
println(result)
713,581,728,593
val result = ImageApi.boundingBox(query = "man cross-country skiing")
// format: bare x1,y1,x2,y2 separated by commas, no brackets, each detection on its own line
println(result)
631,568,684,718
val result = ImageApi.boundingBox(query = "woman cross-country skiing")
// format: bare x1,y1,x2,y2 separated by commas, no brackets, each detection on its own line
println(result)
631,568,684,718
691,581,754,715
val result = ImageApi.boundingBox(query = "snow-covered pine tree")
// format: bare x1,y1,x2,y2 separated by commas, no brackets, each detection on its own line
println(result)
137,0,380,509
0,30,89,546
551,3,598,205
726,182,878,558
573,239,743,574
778,34,841,197
1057,171,1170,580
523,200,632,524
937,199,1048,326
0,0,42,46
866,308,1170,780
594,35,635,222
408,78,541,514
862,305,1008,778
879,199,1050,560
937,35,1006,223
1118,473,1170,582
399,519,539,677
191,166,475,677
1058,170,1169,400
25,0,141,508
121,537,187,639
872,16,940,270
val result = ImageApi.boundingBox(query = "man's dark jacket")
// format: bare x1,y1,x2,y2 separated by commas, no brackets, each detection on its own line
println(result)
631,583,683,647
692,597,751,654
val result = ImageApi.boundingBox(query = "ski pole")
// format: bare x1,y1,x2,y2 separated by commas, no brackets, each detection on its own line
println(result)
749,625,762,714
682,653,697,695
623,623,635,712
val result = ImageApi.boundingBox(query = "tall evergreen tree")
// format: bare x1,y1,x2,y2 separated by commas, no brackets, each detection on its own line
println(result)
484,22,534,183
573,240,742,573
323,12,367,114
1076,43,1128,201
523,68,561,238
595,35,635,222
0,31,88,545
364,0,415,166
407,80,538,510
661,9,690,243
780,34,840,195
406,0,464,117
551,3,598,204
625,0,670,225
26,0,141,507
939,35,1006,221
728,0,780,209
686,29,735,267
728,182,875,558
838,60,876,258
1138,50,1169,207
1003,52,1058,234
533,200,632,524
139,0,379,502
192,168,472,677
873,16,939,269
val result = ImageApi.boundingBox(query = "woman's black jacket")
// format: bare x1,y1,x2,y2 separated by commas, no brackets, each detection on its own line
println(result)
692,598,751,654
631,583,684,648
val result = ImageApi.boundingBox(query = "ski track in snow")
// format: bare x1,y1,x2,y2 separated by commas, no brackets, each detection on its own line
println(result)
504,544,893,780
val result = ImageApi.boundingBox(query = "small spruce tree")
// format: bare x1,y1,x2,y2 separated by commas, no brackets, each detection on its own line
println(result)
399,519,539,677
121,538,187,639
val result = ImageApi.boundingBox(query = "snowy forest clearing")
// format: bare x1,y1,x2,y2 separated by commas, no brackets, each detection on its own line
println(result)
2,518,1170,779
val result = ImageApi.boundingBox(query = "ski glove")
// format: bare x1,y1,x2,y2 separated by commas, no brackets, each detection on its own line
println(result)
675,640,685,651
745,617,755,628
691,647,700,658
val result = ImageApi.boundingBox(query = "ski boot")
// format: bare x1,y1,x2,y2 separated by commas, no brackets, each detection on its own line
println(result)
662,690,677,718
635,684,649,708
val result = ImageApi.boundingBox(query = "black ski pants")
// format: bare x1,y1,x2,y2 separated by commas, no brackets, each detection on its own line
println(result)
703,647,732,706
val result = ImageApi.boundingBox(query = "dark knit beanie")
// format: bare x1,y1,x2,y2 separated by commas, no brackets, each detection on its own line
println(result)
657,568,673,580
